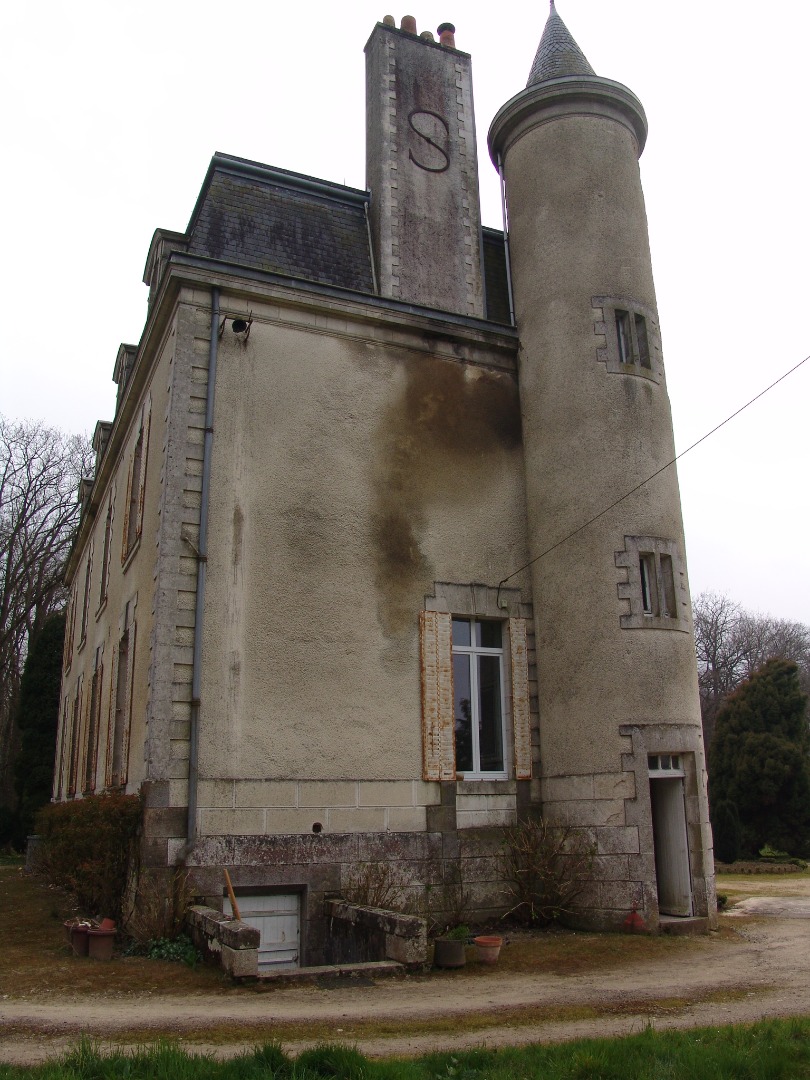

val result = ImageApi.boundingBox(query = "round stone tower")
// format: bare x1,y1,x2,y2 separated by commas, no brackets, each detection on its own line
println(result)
489,2,716,929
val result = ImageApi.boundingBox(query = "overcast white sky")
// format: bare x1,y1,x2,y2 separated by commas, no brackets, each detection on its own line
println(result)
2,1,808,623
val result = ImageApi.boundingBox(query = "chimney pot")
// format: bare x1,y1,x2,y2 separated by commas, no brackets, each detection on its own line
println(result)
437,21,456,48
382,14,395,26
401,15,417,34
420,30,435,41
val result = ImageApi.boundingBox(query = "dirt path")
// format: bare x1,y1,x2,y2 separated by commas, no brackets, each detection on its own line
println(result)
2,889,809,1065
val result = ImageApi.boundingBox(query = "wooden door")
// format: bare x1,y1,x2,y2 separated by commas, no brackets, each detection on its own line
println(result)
224,893,300,970
650,777,693,917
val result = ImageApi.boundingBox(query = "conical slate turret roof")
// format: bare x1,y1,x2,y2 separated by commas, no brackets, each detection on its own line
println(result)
526,1,595,86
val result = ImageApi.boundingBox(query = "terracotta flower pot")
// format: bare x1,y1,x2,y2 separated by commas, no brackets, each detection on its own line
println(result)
70,925,90,957
87,928,116,961
473,935,503,964
433,937,466,968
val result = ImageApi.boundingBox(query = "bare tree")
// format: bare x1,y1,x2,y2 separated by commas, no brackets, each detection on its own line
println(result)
693,590,810,749
0,416,92,806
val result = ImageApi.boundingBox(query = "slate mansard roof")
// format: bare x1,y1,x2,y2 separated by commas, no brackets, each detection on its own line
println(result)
144,153,510,323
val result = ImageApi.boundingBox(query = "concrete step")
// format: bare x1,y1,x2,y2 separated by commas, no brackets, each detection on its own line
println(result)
659,915,712,936
258,960,404,983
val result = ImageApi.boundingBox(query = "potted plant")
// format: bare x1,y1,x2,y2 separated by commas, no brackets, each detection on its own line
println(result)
473,934,503,964
65,918,93,957
433,924,470,969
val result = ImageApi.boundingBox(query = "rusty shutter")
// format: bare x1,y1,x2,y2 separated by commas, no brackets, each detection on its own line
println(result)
510,617,532,780
419,610,456,781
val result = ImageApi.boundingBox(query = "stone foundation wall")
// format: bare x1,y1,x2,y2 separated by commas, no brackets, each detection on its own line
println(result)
323,899,427,967
181,827,512,965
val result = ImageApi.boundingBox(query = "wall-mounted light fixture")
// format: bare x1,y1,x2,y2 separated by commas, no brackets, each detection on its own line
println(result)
218,312,253,342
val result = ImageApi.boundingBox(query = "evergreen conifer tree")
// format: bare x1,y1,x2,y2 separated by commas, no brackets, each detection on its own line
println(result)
12,612,66,847
710,658,810,858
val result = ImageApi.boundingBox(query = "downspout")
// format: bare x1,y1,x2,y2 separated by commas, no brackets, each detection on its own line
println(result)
186,285,220,847
364,201,379,295
497,152,516,327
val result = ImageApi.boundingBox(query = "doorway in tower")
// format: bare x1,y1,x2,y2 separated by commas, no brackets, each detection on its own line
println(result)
648,754,693,917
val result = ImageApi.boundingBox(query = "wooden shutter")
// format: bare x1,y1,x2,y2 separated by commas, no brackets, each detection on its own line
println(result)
419,610,456,781
120,622,136,786
509,617,532,780
121,454,135,562
136,403,151,539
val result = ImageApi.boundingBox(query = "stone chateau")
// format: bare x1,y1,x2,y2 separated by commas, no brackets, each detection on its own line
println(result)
56,4,716,969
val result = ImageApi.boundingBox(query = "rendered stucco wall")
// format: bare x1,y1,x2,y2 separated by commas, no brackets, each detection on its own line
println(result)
490,80,714,926
57,325,172,799
195,290,528,824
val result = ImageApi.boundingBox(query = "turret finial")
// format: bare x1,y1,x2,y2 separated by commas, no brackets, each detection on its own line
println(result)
527,2,595,86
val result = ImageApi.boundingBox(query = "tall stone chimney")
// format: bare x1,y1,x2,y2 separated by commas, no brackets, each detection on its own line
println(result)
365,17,484,317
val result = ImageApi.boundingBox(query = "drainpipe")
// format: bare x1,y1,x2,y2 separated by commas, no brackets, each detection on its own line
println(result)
186,285,220,847
497,152,516,327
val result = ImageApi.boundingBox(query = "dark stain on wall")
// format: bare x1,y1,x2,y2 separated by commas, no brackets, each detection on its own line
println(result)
372,354,521,634
403,356,521,454
232,504,244,576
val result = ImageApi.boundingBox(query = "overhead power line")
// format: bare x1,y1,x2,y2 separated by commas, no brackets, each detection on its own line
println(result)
498,351,810,592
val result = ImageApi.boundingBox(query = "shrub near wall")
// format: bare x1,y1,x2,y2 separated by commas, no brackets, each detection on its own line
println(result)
36,793,141,923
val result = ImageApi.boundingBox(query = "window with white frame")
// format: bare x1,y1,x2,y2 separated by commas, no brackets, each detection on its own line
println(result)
419,589,533,784
648,753,684,777
452,618,507,778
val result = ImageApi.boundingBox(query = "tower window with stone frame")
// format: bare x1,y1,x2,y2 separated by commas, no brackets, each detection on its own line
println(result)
593,296,661,383
616,536,688,630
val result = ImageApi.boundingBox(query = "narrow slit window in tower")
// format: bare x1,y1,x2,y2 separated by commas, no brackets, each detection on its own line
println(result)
635,313,650,368
639,553,657,616
660,554,676,617
616,310,631,364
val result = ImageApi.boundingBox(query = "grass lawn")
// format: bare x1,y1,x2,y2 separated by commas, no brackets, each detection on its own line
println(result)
2,1020,810,1078
0,865,229,998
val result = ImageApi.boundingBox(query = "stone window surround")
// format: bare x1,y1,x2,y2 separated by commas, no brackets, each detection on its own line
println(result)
423,581,533,784
615,535,690,632
620,723,715,922
593,295,662,384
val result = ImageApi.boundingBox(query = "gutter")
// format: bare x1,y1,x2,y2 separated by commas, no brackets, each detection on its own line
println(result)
186,285,220,847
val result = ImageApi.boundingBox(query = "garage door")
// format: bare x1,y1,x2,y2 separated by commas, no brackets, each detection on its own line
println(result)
224,893,300,971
